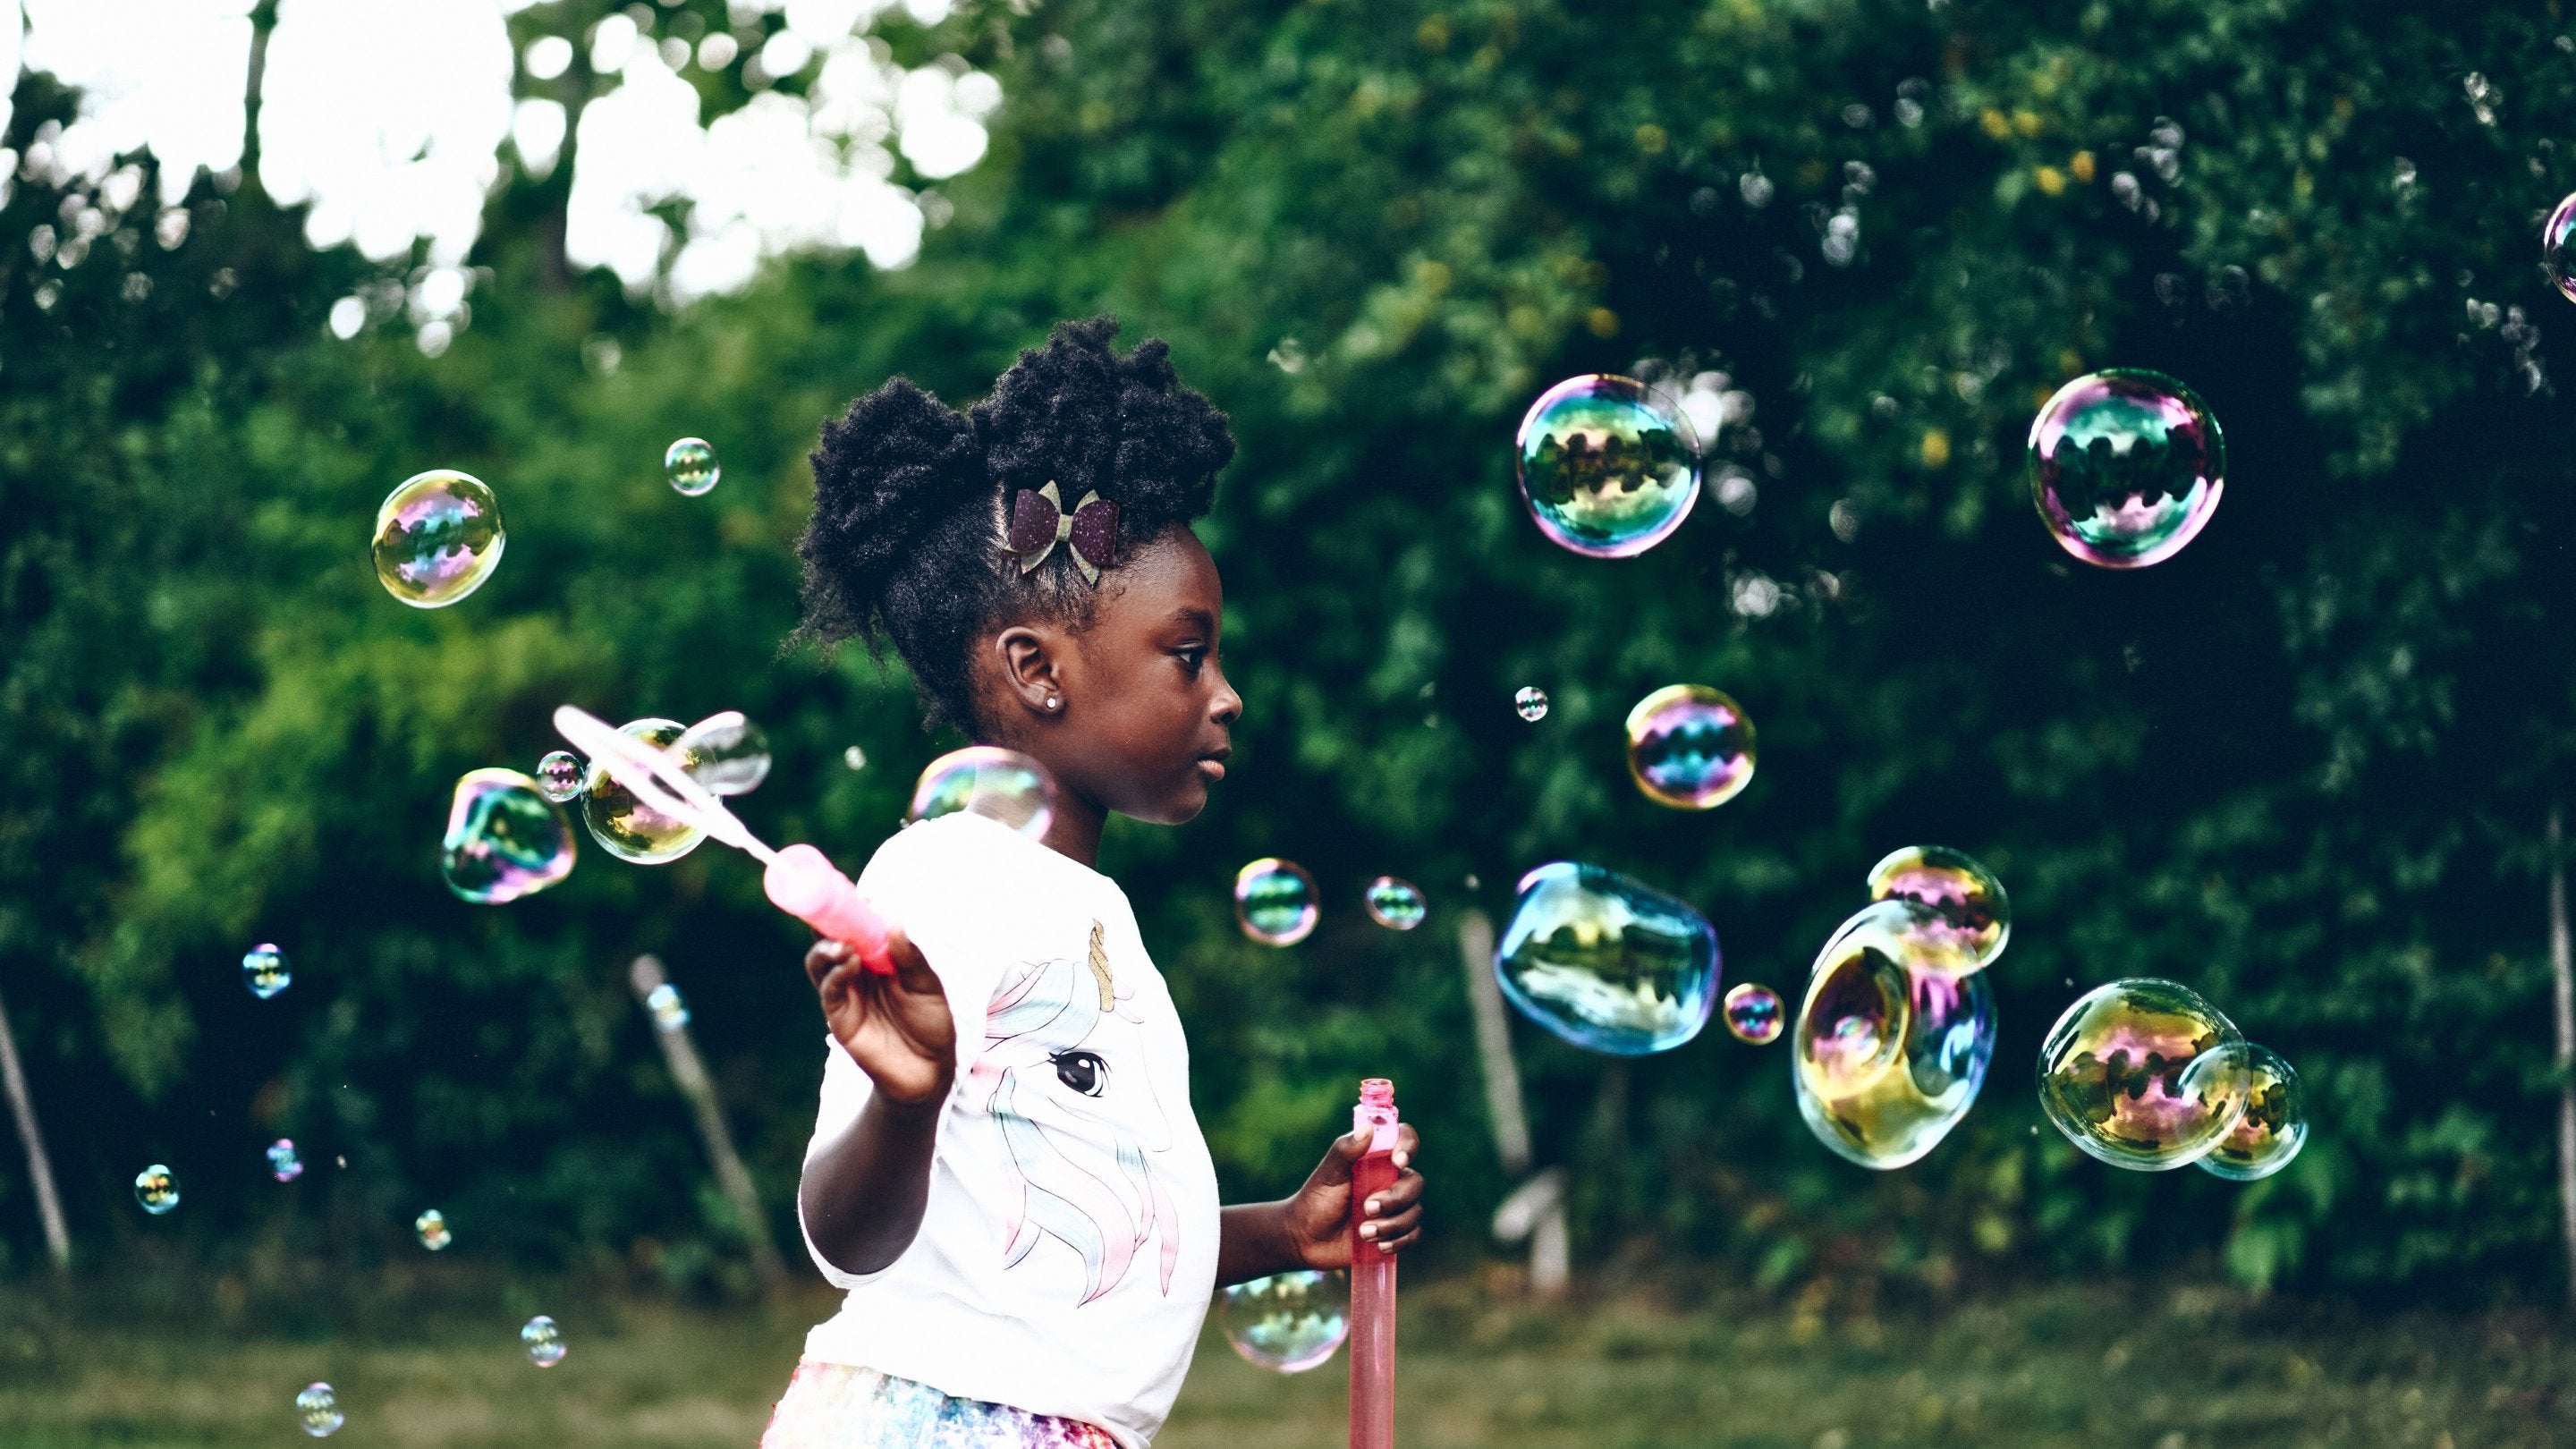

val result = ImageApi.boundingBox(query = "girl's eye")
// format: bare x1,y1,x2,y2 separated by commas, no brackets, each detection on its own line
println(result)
1051,1049,1108,1096
1176,646,1208,675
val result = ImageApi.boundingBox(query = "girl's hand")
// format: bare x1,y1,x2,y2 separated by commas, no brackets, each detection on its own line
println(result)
1279,1124,1424,1269
806,933,954,1106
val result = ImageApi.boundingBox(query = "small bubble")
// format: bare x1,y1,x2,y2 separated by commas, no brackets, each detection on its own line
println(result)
242,943,291,999
1235,860,1320,946
134,1164,180,1215
536,750,583,802
371,470,504,607
1513,686,1549,722
267,1140,304,1182
2028,369,2224,568
1515,376,1701,557
1363,877,1427,930
1724,982,1784,1044
296,1383,343,1437
675,710,771,795
415,1208,452,1250
1625,685,1756,809
909,747,1056,839
646,981,691,1031
521,1314,566,1367
843,745,869,770
664,437,721,496
1218,1269,1350,1371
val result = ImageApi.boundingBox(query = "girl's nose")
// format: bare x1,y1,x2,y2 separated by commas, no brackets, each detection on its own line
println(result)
1209,668,1241,726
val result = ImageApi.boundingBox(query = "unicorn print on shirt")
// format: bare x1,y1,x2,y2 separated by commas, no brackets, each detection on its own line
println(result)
966,921,1182,1305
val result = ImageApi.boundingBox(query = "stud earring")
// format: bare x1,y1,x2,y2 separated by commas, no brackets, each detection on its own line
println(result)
1046,696,1061,711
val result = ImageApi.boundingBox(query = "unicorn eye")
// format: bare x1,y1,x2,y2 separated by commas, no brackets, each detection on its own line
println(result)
1051,1049,1108,1097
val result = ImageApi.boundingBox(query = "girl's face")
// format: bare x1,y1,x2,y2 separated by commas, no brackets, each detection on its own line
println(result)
984,529,1241,835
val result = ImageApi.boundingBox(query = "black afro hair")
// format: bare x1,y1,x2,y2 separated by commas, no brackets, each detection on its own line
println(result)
795,316,1234,733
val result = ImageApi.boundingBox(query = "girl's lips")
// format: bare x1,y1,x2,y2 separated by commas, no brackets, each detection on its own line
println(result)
1196,758,1227,782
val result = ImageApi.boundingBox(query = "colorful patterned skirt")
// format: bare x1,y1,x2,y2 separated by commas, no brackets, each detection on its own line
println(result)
758,1360,1123,1449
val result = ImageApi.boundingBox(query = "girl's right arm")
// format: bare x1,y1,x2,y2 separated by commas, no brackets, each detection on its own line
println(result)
796,935,958,1278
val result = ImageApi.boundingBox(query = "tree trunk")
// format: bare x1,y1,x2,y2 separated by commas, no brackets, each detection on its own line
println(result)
2548,808,2576,1311
0,984,70,1272
630,955,790,1295
1458,910,1566,1295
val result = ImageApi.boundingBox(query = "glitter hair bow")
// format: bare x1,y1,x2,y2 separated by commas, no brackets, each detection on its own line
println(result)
1004,480,1121,584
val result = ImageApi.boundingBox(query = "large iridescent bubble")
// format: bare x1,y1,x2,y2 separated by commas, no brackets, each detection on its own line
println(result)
1792,901,1995,1169
580,719,707,865
442,768,579,902
1625,684,1756,809
908,746,1056,839
2027,369,2224,569
1494,861,1718,1055
2038,979,2247,1171
1514,375,1700,557
371,469,505,606
1217,1269,1349,1372
2195,1042,2307,1182
1235,859,1320,946
2546,193,2576,304
1865,845,2011,970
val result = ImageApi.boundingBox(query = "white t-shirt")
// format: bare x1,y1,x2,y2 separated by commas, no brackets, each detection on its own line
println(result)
797,811,1221,1448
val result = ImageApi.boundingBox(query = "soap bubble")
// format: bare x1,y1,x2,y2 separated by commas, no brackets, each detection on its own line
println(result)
370,469,505,607
134,1163,179,1214
1624,684,1757,809
843,745,868,771
1235,858,1320,946
1217,1269,1350,1373
521,1314,566,1367
1723,982,1784,1044
2027,369,2224,569
536,750,584,802
908,746,1055,839
1865,845,2011,970
443,768,580,901
267,1140,303,1182
1362,876,1427,930
1495,861,1719,1055
645,981,691,1031
1514,687,1549,722
1792,902,1996,1169
665,436,721,496
2546,193,2576,303
1515,374,1701,557
295,1383,343,1437
242,943,291,999
2038,978,2247,1171
675,710,771,795
415,1208,452,1251
2196,1042,2307,1182
581,719,708,864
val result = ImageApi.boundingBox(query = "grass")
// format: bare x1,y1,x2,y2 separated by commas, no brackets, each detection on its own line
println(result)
7,1270,2568,1447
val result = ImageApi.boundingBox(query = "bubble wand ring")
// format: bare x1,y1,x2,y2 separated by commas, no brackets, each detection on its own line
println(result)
552,705,895,972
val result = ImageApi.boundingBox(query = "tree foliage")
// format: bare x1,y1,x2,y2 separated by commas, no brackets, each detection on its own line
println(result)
4,0,2574,1302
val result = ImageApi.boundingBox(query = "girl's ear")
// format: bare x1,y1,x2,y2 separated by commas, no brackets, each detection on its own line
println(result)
994,624,1069,721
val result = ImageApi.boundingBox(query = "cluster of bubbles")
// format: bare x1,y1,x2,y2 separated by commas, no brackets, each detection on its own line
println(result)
1234,858,1320,946
1624,684,1757,809
907,745,1056,839
521,1314,567,1367
133,1163,180,1215
645,981,691,1032
1514,375,1702,557
242,943,291,999
1723,982,1784,1045
1493,861,1719,1055
664,436,722,496
267,1140,303,1182
2026,369,2225,569
371,470,507,607
1362,877,1427,931
415,1208,453,1251
296,1382,343,1438
1216,1269,1351,1372
443,769,579,903
2038,979,2305,1179
1789,849,2010,1168
1513,686,1549,722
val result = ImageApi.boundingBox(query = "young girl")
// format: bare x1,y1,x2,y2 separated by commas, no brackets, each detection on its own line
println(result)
763,318,1426,1449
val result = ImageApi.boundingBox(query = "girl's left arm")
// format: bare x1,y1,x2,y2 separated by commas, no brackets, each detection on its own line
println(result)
1216,1124,1423,1288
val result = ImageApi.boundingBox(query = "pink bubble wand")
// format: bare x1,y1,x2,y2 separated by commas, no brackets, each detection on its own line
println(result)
1349,1078,1400,1449
552,705,895,972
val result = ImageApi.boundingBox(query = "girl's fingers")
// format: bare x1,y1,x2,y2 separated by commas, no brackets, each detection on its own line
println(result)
1364,1169,1425,1217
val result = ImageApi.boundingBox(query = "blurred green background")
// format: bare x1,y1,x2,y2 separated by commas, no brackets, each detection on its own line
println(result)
5,0,2576,1442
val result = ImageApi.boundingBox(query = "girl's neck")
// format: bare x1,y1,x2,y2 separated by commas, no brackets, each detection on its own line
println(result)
1036,779,1106,869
